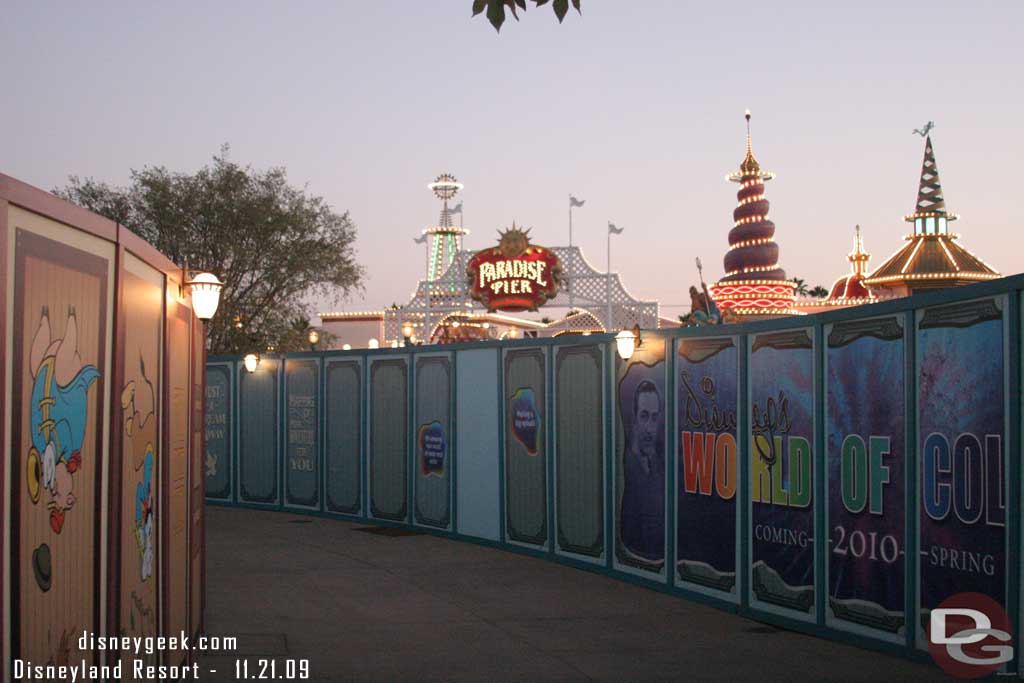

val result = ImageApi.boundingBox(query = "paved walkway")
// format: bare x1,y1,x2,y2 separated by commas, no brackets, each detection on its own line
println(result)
199,507,946,682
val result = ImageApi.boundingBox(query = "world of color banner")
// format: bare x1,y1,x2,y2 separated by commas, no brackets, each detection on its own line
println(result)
826,318,905,638
918,299,1005,636
676,337,737,594
616,337,666,572
749,330,815,616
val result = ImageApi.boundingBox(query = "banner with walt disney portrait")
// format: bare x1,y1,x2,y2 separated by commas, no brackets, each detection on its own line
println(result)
615,336,667,574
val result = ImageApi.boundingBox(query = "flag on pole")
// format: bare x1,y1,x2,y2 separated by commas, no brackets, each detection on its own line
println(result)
448,201,463,214
608,222,624,234
570,195,585,207
413,234,428,244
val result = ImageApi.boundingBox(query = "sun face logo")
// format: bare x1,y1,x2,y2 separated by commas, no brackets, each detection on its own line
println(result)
497,225,531,258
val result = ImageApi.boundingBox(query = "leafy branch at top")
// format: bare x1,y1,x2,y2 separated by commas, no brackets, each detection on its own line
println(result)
473,0,582,32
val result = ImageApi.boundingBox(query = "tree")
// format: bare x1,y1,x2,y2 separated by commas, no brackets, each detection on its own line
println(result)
808,285,829,298
792,278,810,297
473,0,581,32
55,147,363,354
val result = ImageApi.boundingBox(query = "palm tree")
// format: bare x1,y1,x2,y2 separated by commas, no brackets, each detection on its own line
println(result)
809,285,829,298
793,278,810,297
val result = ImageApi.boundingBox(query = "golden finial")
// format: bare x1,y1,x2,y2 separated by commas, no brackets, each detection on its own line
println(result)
848,224,870,276
740,109,760,175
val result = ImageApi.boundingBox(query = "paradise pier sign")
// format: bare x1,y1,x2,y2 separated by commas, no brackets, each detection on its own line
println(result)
467,225,562,312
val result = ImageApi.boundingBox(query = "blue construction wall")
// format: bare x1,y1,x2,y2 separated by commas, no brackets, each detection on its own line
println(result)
206,275,1024,667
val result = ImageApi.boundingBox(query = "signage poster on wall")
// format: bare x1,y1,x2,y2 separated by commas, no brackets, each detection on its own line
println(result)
205,366,231,499
826,318,905,636
676,337,738,593
917,299,1005,635
749,330,815,616
286,360,318,507
510,387,540,455
418,421,447,477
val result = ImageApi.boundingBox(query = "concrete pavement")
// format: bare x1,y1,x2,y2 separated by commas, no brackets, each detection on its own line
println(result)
198,507,947,682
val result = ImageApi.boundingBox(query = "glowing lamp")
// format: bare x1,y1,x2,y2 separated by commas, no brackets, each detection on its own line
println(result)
308,329,320,346
185,272,223,321
368,338,380,349
243,352,260,373
401,322,414,340
342,343,352,351
615,325,642,361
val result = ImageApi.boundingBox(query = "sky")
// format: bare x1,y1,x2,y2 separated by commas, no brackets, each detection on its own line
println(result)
3,1,1021,318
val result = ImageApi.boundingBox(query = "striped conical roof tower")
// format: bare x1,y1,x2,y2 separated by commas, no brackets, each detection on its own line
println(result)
709,111,798,317
864,130,999,295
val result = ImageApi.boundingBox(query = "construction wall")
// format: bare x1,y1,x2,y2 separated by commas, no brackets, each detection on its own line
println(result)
1,174,207,676
207,271,1024,669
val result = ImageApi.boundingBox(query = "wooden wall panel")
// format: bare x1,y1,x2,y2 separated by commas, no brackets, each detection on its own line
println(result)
163,292,191,664
10,220,112,666
116,257,164,669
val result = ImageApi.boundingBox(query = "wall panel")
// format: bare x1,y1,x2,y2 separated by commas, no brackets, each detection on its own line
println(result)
615,337,669,577
324,359,362,515
825,316,906,641
284,359,320,510
503,348,547,548
748,328,816,621
675,336,738,595
9,219,112,666
238,359,279,505
414,354,452,529
369,357,408,521
455,349,500,541
556,344,604,560
165,294,191,659
204,363,233,501
117,254,164,669
915,297,1006,647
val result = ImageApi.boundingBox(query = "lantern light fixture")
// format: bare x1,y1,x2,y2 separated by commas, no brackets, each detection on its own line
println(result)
184,271,223,321
308,329,320,347
342,343,352,351
615,324,642,361
243,352,261,373
368,338,380,349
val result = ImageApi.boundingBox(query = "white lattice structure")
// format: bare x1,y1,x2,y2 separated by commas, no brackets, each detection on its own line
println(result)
384,246,659,344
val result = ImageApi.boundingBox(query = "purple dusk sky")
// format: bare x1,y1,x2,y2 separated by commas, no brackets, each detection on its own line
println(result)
4,1,1020,317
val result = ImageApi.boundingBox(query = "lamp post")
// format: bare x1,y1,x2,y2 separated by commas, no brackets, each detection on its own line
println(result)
308,328,320,351
401,322,414,346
